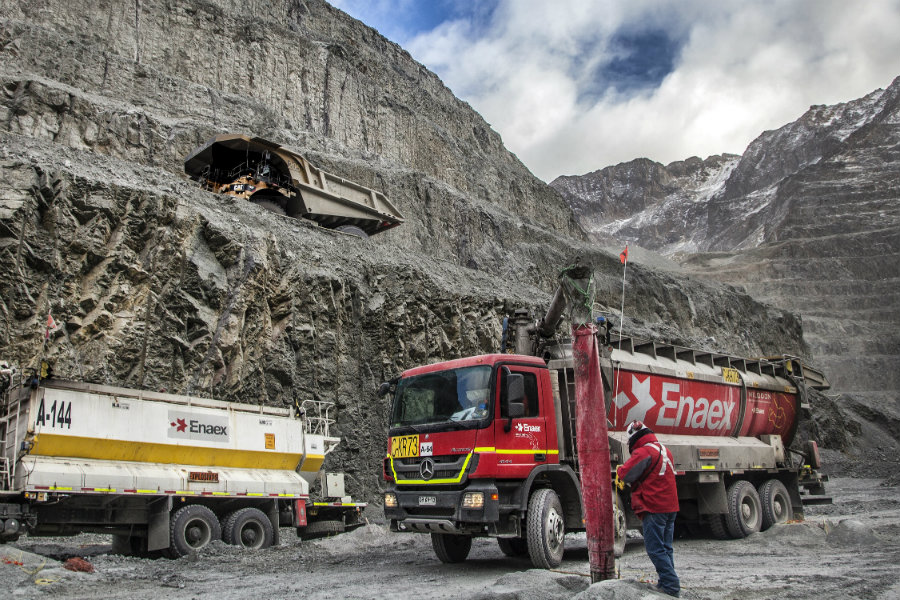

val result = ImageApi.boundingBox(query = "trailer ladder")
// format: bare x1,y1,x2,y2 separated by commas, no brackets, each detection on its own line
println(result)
0,372,26,491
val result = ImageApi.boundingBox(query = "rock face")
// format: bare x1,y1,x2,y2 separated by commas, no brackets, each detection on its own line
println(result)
552,77,900,465
0,0,808,500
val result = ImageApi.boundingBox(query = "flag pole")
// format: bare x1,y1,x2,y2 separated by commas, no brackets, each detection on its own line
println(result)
613,243,628,428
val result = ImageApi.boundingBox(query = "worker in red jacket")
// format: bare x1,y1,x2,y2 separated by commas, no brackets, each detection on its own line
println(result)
617,420,681,598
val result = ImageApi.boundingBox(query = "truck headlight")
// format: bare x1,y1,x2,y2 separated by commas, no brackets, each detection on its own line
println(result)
384,492,398,508
462,492,484,509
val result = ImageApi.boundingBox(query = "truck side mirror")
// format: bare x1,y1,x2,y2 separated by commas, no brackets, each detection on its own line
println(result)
377,382,392,398
504,373,525,432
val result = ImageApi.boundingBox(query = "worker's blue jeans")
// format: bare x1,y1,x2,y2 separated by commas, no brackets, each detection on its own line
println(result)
642,512,680,596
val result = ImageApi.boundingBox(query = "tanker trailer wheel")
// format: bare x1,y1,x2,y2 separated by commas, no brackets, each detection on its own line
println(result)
526,488,565,569
497,536,528,557
168,505,222,557
724,480,762,538
431,533,472,563
759,479,793,530
300,519,346,540
613,490,627,557
222,508,274,550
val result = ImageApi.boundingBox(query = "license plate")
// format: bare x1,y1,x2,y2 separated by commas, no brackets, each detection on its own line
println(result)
390,434,420,459
418,495,436,506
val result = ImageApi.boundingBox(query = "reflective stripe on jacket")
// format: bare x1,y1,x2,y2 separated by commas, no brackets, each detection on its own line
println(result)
616,431,679,516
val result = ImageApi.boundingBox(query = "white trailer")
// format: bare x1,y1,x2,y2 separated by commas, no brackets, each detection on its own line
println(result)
0,374,364,556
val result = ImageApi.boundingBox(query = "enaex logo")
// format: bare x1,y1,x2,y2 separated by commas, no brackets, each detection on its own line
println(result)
515,423,541,433
169,416,228,436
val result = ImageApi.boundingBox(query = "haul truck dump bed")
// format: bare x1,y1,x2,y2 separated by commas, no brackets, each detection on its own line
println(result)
0,377,363,555
184,133,404,237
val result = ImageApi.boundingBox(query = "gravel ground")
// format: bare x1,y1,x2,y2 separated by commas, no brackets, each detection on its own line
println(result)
2,477,898,600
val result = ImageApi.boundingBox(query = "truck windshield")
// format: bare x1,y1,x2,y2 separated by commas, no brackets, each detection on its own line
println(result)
390,366,492,430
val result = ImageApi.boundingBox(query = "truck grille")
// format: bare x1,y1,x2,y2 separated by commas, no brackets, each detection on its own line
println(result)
390,454,476,484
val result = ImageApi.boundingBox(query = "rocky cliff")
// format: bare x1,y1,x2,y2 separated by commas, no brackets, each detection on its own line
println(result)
552,77,900,468
0,0,809,499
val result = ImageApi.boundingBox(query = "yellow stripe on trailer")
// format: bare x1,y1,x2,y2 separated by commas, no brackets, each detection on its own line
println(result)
30,433,304,470
298,453,326,473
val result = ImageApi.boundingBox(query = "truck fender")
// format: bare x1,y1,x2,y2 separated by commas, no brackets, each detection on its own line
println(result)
516,465,583,530
147,496,173,552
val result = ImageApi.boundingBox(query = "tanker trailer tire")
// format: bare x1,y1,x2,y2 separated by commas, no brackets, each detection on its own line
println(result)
497,537,528,557
724,480,762,538
300,519,345,540
431,533,472,563
526,488,565,569
222,507,274,550
168,505,222,557
759,479,793,530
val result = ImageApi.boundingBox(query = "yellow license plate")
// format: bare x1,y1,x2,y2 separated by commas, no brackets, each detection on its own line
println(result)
390,434,420,459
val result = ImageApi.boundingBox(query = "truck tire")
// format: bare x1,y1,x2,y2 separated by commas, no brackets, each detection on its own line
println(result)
497,537,528,557
252,196,287,215
613,490,627,557
759,479,793,530
431,533,472,563
334,224,369,239
300,519,345,540
222,508,274,550
707,514,731,540
724,480,762,538
168,505,221,558
526,488,565,569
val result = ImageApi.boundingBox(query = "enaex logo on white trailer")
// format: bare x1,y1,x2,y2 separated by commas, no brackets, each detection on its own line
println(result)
168,410,230,442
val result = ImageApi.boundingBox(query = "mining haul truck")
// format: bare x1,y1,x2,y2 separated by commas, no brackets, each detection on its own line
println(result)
184,133,404,238
0,372,365,556
380,284,830,569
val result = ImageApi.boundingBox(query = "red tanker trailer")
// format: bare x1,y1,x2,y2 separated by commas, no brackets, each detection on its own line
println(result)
380,288,830,569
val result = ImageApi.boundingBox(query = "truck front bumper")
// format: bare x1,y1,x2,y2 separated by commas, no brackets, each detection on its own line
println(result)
384,481,501,535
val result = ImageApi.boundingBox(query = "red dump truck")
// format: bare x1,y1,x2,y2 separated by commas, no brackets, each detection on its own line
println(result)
380,284,830,568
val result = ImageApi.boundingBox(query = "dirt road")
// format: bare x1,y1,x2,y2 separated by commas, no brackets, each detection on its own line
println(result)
2,477,898,600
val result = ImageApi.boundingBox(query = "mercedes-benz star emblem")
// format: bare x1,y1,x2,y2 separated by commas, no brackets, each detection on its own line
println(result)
419,458,435,480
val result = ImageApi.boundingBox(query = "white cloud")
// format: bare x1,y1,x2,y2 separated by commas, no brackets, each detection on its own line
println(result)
404,0,900,181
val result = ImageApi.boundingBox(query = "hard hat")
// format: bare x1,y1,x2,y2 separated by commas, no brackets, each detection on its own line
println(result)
626,420,646,439
626,419,651,452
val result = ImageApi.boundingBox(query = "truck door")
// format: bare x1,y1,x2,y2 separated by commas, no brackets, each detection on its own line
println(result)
493,365,549,478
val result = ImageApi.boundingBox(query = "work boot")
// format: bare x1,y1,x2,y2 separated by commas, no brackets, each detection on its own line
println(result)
650,583,680,597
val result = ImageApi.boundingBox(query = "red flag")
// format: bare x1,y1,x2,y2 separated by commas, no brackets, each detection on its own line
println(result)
619,245,628,264
45,312,58,340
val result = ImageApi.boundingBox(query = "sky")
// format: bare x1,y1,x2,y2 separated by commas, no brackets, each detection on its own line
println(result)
330,0,900,182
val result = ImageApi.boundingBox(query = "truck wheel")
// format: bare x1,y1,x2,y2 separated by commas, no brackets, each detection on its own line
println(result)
707,514,731,539
335,224,369,239
497,537,528,557
526,488,565,569
431,533,472,563
759,479,793,530
168,505,221,557
613,490,627,557
222,508,274,550
724,480,762,538
252,197,287,215
300,519,345,540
